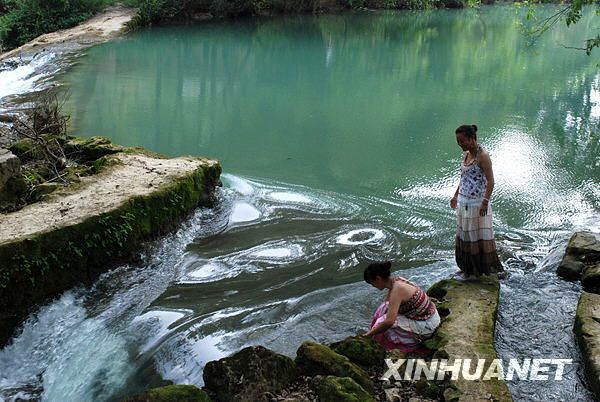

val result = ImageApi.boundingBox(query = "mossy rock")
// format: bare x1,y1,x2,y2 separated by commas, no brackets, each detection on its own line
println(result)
295,341,373,393
8,139,38,161
425,278,512,402
64,136,123,161
0,175,27,211
415,378,441,399
574,292,600,400
310,375,374,402
123,385,211,402
203,345,296,402
0,153,221,347
329,336,386,367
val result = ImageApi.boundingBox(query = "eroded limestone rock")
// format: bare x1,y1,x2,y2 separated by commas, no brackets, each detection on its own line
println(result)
310,375,374,402
574,292,600,400
123,384,211,402
295,341,374,393
203,346,296,402
330,335,386,367
558,232,600,281
425,277,512,402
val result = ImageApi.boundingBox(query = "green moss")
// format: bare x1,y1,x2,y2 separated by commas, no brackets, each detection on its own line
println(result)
8,139,38,161
415,378,440,399
574,292,600,400
310,375,374,402
125,385,211,402
329,336,386,367
64,136,123,161
295,341,373,393
0,157,221,346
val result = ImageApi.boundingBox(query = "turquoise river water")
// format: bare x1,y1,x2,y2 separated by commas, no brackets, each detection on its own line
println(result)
1,5,599,402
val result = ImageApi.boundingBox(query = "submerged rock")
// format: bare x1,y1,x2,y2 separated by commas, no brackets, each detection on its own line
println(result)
425,277,512,402
330,335,386,367
574,292,600,400
123,384,211,402
310,375,374,402
295,341,374,393
203,345,296,402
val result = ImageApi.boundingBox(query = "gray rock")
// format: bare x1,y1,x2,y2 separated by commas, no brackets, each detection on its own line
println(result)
582,264,600,293
0,148,21,193
557,254,586,280
566,232,600,262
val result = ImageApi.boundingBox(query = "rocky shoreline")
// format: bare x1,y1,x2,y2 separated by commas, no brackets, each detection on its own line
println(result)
122,276,513,402
557,232,600,400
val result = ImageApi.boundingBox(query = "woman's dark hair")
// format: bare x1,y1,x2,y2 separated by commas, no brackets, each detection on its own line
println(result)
364,261,392,283
455,124,478,140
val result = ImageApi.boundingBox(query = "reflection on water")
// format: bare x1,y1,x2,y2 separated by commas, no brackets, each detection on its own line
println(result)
1,5,599,402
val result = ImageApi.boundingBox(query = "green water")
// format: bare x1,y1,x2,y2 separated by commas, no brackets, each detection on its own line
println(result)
5,5,596,401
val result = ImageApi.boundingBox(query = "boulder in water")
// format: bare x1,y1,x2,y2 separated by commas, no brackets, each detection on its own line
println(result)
329,335,386,367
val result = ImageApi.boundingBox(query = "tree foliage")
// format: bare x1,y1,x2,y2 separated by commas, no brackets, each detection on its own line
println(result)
520,0,600,55
0,0,110,50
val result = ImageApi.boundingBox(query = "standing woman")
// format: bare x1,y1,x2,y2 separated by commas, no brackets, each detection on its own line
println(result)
451,124,503,278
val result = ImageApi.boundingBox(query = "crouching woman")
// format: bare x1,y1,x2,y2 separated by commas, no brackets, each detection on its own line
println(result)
363,261,440,354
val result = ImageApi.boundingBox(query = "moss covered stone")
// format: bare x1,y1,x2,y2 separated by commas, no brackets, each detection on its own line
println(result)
310,375,373,402
203,345,296,402
124,385,211,402
295,341,373,393
329,335,386,367
574,292,600,399
425,277,512,402
64,135,124,161
0,151,221,347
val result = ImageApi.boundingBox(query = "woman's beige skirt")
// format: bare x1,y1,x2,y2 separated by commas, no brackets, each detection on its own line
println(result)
455,201,503,276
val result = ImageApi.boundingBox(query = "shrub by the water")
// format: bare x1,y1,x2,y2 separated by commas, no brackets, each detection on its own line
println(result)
0,0,113,50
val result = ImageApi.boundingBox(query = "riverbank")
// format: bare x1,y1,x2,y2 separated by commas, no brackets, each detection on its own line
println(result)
0,4,136,147
0,137,221,347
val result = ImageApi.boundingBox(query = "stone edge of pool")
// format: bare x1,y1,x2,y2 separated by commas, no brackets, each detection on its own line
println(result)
560,232,600,401
123,277,513,402
0,142,221,348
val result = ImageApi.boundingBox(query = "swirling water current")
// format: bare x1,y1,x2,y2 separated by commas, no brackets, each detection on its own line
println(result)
1,5,600,402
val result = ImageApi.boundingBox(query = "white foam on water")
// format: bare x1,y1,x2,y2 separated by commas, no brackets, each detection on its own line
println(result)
131,309,190,355
0,292,135,402
153,333,226,387
0,54,56,101
180,261,239,283
266,191,313,204
335,228,385,245
228,202,261,224
222,174,255,196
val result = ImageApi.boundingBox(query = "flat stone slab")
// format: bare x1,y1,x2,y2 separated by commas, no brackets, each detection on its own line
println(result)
426,277,512,402
574,292,600,399
0,153,217,244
